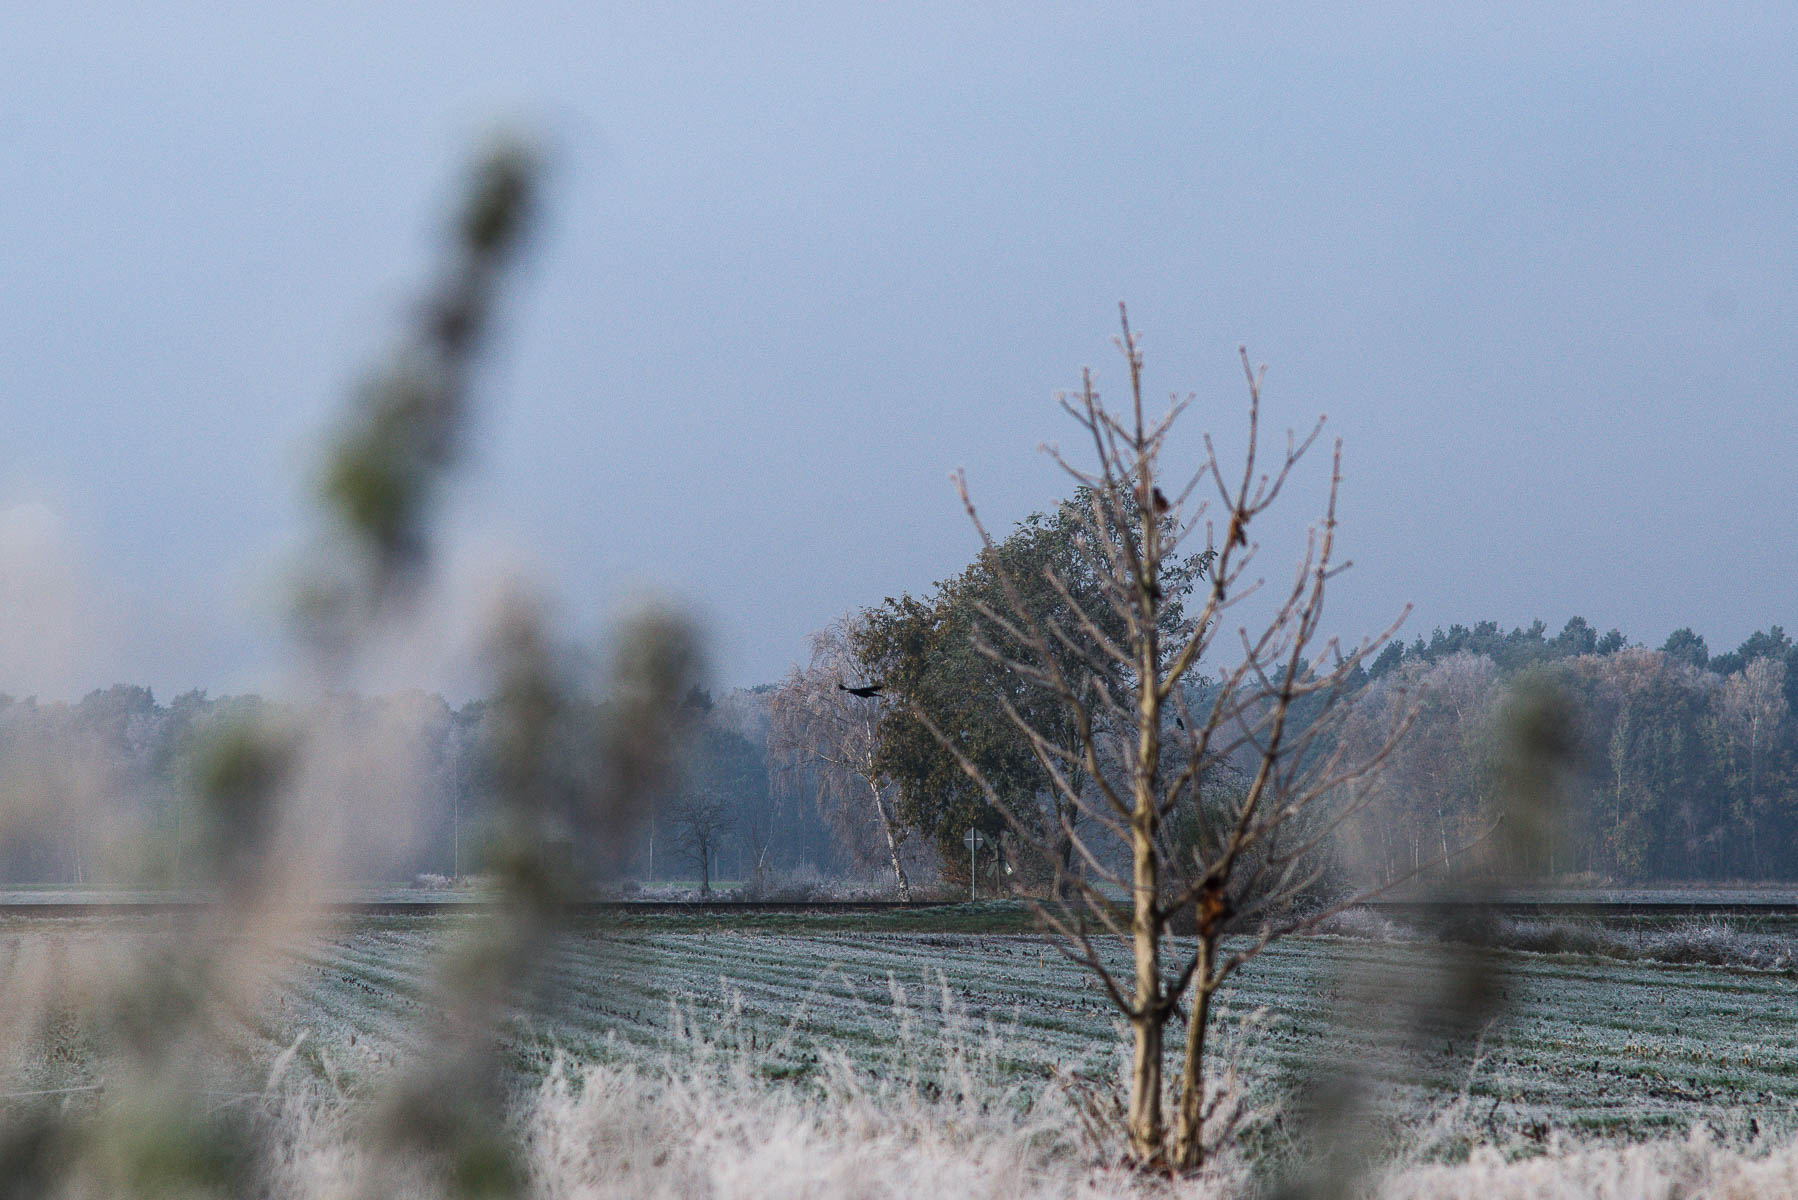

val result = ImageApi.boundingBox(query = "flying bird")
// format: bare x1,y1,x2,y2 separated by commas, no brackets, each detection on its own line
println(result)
839,682,884,698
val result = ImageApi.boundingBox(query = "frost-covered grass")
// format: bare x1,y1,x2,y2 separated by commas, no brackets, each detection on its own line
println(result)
9,915,1798,1195
1323,905,1798,973
256,1034,1798,1199
1377,1132,1798,1200
193,922,1798,1144
517,1064,1798,1200
1483,918,1797,973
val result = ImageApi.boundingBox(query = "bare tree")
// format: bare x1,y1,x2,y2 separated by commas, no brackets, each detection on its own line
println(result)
712,689,784,886
768,617,914,899
919,308,1411,1168
1722,656,1788,797
1339,652,1501,880
1719,655,1788,876
669,786,731,896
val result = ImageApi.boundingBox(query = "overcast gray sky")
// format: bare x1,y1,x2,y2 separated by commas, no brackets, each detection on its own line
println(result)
3,3,1795,700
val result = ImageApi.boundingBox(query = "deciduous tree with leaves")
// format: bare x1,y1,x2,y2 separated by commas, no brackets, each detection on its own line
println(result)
855,491,1203,893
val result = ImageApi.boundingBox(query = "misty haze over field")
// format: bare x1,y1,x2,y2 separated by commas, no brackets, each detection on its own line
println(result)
4,5,1796,702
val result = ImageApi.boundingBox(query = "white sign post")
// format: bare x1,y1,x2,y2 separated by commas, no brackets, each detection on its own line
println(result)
962,828,985,901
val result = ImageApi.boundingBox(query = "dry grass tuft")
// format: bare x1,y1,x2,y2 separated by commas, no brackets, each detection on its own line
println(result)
237,1047,1798,1200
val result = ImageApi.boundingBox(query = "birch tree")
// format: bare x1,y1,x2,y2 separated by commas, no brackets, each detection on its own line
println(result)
1341,653,1500,877
1719,655,1788,876
768,616,914,898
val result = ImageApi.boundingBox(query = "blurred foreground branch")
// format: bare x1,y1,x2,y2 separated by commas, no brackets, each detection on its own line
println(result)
0,138,702,1200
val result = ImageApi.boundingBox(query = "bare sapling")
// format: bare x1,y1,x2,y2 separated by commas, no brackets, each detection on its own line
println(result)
918,307,1413,1169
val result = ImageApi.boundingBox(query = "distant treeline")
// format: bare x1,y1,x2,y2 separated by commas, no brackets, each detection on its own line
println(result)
0,684,847,887
2,617,1793,887
1341,618,1798,883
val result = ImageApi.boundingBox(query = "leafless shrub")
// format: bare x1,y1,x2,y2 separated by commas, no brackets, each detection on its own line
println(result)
1320,896,1796,974
1310,905,1420,943
1426,917,1795,974
741,864,918,902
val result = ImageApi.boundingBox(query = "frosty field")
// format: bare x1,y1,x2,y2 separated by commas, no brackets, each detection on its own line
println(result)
3,905,1781,1147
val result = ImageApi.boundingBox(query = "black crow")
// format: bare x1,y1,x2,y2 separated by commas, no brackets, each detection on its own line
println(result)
839,682,884,698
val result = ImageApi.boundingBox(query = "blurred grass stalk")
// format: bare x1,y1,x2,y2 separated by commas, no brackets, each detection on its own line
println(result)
0,136,700,1199
1271,678,1578,1198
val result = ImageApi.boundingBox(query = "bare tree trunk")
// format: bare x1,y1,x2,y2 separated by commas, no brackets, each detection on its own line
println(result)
1127,548,1166,1161
172,797,184,887
1127,821,1165,1161
1749,720,1764,877
1173,935,1217,1167
868,778,912,900
1050,743,1086,899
